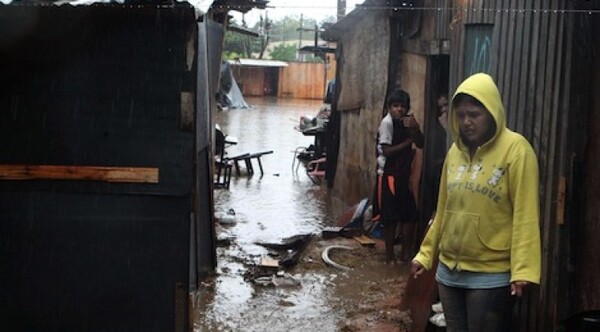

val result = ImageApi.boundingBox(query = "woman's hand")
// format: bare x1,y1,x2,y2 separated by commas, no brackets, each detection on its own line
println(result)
411,260,426,279
510,281,530,297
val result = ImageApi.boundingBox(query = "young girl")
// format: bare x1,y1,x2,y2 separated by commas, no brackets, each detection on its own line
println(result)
411,73,541,331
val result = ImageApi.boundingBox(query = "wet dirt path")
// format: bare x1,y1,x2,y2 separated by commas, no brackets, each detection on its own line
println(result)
192,97,412,332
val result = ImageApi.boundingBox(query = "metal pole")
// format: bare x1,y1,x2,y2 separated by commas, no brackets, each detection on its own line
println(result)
298,14,303,61
337,0,346,21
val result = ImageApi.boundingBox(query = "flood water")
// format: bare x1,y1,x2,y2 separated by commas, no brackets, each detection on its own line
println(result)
193,97,343,331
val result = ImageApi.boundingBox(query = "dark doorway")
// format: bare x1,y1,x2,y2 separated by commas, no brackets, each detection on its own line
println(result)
418,54,450,238
264,67,280,96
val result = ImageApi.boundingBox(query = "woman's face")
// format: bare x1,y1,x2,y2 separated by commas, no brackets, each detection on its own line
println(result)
454,101,495,147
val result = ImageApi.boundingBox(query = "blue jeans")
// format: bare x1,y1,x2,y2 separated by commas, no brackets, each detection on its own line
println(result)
438,283,514,332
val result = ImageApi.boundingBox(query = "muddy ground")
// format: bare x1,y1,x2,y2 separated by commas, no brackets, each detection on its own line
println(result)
193,98,414,331
194,230,413,332
296,237,413,332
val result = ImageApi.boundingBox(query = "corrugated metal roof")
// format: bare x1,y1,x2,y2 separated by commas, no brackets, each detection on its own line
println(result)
322,0,374,41
228,58,289,67
0,0,269,16
227,24,260,37
211,0,268,13
0,1,224,15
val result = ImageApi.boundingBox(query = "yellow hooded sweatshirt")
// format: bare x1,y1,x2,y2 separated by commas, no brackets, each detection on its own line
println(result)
414,73,541,284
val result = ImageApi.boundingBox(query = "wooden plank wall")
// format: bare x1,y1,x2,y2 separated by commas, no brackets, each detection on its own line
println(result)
331,6,391,206
278,61,335,100
448,0,573,331
230,61,335,100
231,66,265,96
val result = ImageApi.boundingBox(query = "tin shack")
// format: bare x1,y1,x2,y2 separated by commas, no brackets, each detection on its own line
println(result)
324,0,600,331
0,0,267,330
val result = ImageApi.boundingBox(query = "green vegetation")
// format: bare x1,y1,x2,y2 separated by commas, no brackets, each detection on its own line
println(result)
269,43,297,61
223,14,335,61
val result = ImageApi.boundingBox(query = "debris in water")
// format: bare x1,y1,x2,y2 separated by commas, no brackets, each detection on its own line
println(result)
271,273,300,288
215,208,237,225
322,245,354,271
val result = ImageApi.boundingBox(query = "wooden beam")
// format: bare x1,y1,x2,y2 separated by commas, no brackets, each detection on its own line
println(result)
0,165,159,183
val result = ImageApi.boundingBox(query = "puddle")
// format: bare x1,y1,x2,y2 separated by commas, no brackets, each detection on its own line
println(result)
194,97,342,331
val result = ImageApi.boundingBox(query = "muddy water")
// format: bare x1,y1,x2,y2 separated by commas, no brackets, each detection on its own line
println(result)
194,97,340,332
212,97,336,241
193,97,410,332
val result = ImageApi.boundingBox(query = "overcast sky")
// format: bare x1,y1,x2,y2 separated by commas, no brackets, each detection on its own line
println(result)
231,0,363,25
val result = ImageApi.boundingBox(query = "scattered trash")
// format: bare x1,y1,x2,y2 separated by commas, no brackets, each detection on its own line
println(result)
216,237,234,247
256,234,313,269
322,226,343,239
256,234,312,251
337,198,382,239
322,245,354,271
337,198,369,227
277,299,295,307
253,276,273,286
259,257,279,268
250,273,301,288
280,240,313,268
271,273,301,288
215,208,237,225
353,235,376,246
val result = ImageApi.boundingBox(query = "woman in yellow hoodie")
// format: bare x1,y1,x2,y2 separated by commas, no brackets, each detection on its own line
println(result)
411,73,541,331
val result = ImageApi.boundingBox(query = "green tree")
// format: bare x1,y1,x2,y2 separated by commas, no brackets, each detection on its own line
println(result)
223,17,256,58
222,15,333,60
269,43,297,61
320,15,337,25
223,30,252,58
269,15,317,42
303,55,325,63
255,15,273,59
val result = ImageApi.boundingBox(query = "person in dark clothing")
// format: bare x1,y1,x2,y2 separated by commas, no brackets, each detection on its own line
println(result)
372,89,424,263
431,93,450,208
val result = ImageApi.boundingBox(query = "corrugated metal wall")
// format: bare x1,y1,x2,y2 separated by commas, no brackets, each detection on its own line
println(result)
0,5,204,331
569,0,600,321
329,0,598,329
447,1,598,330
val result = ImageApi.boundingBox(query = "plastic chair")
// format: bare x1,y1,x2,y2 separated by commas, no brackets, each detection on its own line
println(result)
306,157,326,184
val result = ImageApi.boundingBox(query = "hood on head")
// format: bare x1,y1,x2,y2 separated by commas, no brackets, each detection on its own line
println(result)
449,73,505,147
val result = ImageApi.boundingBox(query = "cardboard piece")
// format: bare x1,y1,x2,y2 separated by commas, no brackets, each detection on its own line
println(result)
353,235,376,246
259,257,279,268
